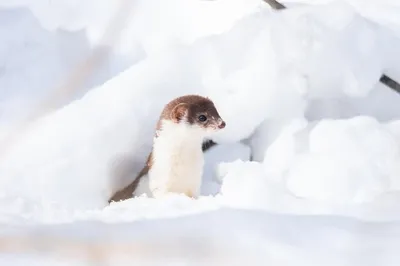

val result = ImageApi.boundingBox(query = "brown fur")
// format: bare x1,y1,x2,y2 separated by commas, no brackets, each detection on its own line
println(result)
158,94,224,130
108,153,153,203
108,95,224,203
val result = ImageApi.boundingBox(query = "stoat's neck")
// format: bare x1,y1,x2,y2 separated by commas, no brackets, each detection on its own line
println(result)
154,120,205,148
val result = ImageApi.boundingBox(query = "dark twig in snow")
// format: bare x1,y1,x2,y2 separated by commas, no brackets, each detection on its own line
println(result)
380,74,400,94
262,0,286,10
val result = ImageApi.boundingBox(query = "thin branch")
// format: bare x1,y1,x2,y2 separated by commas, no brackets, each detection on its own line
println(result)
380,74,400,94
262,0,286,10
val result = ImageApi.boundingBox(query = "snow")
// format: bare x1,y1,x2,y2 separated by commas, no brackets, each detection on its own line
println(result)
2,208,400,266
1,0,400,264
221,117,400,220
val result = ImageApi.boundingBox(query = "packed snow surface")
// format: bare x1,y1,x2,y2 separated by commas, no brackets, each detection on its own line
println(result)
1,0,400,265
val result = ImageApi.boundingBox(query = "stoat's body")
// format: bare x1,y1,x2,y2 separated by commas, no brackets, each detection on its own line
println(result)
109,95,225,203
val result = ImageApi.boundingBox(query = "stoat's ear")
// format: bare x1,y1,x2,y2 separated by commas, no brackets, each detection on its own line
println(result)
171,103,188,123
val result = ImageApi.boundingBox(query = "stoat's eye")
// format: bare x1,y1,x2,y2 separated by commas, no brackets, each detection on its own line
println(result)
198,115,207,122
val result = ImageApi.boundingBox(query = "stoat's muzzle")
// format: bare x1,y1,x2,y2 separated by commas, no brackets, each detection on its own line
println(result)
217,119,226,129
202,116,226,131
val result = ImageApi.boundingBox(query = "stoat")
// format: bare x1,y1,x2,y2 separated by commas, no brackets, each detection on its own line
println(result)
109,95,225,203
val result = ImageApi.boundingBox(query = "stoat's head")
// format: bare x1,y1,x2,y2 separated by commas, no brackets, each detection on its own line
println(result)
160,95,226,136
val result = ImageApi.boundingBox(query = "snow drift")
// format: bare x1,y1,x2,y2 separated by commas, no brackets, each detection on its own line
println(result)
1,0,400,212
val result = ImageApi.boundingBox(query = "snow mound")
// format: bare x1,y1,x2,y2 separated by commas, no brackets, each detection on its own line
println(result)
220,117,400,220
285,116,398,203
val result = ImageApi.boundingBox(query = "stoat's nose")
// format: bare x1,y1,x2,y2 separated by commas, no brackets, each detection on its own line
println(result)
218,120,226,129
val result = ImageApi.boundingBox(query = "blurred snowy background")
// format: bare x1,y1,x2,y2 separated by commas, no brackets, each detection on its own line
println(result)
1,0,400,265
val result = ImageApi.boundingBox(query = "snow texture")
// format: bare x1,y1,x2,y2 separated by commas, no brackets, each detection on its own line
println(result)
1,0,400,265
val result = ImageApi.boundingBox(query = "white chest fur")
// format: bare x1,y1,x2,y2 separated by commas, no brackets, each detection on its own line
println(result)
146,121,205,198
